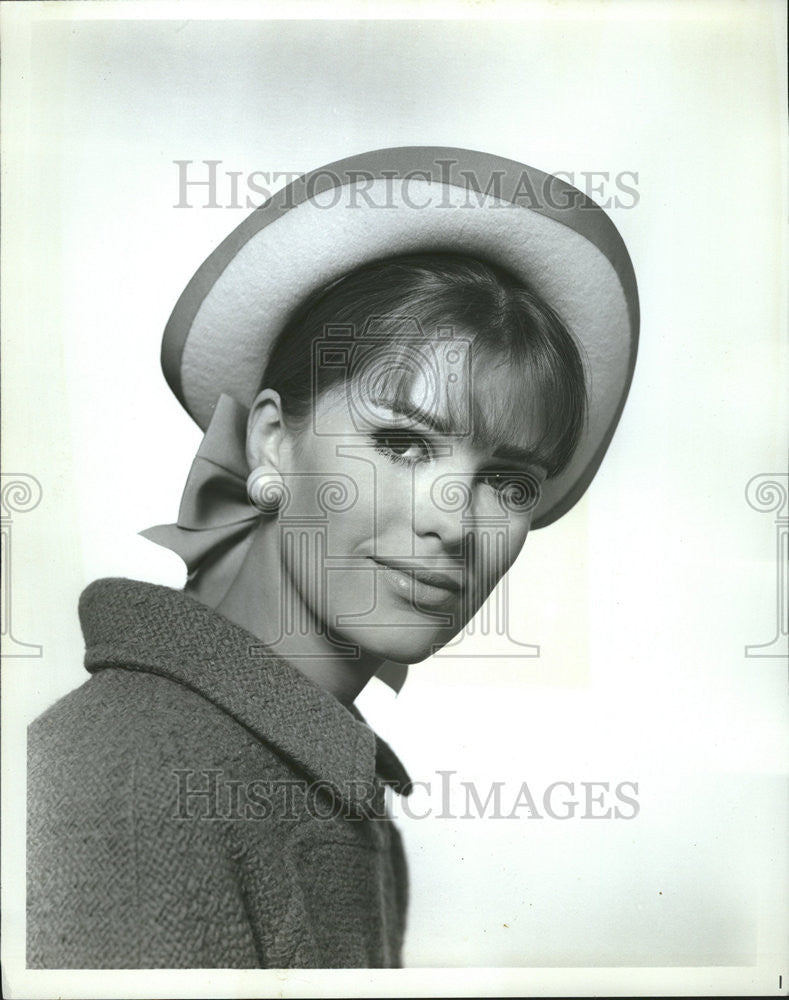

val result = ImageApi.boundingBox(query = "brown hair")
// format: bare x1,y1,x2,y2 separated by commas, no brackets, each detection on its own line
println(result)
260,252,587,477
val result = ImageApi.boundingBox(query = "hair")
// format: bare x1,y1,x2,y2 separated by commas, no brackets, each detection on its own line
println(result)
259,252,588,478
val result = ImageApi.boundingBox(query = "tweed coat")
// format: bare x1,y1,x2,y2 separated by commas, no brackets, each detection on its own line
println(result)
27,578,411,968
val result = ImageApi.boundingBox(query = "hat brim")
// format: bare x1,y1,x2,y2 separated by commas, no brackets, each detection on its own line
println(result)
162,146,638,529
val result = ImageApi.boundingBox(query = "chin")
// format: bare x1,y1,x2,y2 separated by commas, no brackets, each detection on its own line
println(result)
354,625,463,665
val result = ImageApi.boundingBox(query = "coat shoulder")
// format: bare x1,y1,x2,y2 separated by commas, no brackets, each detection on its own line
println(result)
28,667,289,813
26,668,284,968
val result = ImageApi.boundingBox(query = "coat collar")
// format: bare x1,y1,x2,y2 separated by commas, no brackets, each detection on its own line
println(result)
79,578,411,812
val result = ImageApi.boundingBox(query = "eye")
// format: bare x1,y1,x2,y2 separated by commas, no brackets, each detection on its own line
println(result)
372,431,433,465
479,470,542,513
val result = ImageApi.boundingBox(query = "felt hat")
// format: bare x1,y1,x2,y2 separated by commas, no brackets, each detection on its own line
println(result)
160,146,638,528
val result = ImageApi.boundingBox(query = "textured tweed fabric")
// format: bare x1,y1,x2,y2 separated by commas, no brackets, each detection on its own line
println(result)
27,578,411,969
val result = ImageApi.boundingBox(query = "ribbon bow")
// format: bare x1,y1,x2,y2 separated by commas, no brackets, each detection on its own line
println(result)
141,394,407,693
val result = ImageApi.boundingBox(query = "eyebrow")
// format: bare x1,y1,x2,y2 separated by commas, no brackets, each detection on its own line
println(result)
382,400,547,470
384,400,454,435
490,442,547,470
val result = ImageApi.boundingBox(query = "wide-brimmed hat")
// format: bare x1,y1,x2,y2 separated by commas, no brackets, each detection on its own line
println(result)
160,146,638,528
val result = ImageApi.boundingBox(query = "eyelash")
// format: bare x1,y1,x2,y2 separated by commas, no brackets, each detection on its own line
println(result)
371,431,531,497
372,431,433,466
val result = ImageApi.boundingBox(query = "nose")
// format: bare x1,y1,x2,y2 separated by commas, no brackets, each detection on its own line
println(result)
412,468,476,555
413,464,535,577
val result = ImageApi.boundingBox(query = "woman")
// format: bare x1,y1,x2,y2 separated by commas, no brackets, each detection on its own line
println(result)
26,147,638,968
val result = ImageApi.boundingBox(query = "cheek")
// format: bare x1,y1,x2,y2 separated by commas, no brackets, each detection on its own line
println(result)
467,513,531,592
335,456,416,538
506,516,532,559
282,456,392,574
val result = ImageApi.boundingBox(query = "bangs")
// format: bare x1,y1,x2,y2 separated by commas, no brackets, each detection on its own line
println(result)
264,252,588,477
345,321,587,476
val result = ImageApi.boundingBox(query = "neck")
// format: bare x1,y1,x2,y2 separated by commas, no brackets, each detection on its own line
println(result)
213,520,383,705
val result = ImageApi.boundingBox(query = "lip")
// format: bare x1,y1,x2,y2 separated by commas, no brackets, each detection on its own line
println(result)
370,557,463,609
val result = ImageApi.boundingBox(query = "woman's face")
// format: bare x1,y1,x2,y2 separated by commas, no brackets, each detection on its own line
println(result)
275,339,548,664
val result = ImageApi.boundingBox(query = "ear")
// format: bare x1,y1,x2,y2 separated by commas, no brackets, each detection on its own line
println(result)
245,389,289,472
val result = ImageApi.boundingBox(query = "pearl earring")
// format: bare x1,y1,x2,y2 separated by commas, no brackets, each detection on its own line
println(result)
246,466,286,513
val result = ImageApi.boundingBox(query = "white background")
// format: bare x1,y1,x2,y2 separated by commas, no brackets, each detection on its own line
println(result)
2,1,787,996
